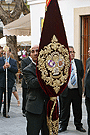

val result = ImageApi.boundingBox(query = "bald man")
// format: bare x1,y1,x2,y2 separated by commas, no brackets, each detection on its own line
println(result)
23,45,49,135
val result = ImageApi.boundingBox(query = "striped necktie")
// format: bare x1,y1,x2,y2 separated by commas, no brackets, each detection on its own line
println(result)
71,62,76,85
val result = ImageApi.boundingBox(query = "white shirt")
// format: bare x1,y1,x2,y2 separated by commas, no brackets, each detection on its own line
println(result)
32,60,36,65
18,51,21,56
68,59,78,89
28,56,36,65
28,56,32,61
5,56,10,63
22,50,26,55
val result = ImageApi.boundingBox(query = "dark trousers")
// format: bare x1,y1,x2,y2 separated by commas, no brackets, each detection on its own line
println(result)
60,88,82,128
85,97,90,135
22,87,27,114
26,108,49,135
0,87,12,115
0,87,4,111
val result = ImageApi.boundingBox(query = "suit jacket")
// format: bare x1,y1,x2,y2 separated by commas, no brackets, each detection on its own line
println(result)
61,59,84,97
21,57,32,88
0,56,18,88
84,57,90,98
23,62,49,114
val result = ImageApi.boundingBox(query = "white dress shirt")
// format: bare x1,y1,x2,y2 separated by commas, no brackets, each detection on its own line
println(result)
68,59,78,89
28,56,32,61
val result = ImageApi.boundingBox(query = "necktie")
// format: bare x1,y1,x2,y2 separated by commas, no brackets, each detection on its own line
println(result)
71,63,76,85
5,57,9,63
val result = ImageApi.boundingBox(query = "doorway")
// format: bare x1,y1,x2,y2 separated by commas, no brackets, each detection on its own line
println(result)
80,15,90,78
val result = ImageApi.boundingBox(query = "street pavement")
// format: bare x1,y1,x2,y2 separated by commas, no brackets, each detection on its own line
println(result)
58,96,88,135
0,83,88,135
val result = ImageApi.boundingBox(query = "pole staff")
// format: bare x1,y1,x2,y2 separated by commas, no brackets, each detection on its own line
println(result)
4,45,9,117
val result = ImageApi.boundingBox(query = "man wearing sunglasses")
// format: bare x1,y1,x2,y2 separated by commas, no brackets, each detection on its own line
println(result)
59,46,86,133
23,45,49,135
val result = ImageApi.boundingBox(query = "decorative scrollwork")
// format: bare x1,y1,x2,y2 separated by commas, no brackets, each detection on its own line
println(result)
37,35,70,94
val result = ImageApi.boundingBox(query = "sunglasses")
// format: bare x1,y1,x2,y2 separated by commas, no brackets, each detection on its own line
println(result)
69,51,75,53
31,49,38,53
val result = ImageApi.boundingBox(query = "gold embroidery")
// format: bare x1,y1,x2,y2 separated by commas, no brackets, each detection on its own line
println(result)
50,97,57,101
47,97,59,135
47,117,59,135
37,35,70,94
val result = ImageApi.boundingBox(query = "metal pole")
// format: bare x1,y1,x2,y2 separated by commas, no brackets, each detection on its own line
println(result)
6,50,8,117
4,45,9,117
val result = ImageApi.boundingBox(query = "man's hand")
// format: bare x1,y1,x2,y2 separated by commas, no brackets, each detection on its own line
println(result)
3,62,10,69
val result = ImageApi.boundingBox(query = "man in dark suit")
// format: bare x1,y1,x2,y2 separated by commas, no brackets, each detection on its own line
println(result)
23,45,49,135
0,47,18,118
58,46,86,133
21,49,32,117
0,49,3,57
85,47,90,135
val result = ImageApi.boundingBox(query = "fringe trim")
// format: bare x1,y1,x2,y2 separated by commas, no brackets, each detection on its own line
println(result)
47,117,59,135
47,97,59,135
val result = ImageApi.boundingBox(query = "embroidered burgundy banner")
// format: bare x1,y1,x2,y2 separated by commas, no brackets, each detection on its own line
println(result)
36,0,71,134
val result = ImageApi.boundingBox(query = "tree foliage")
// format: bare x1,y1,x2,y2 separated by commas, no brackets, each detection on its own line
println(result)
0,0,30,68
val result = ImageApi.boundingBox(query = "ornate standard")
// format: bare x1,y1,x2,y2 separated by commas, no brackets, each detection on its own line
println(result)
36,0,71,134
37,35,70,134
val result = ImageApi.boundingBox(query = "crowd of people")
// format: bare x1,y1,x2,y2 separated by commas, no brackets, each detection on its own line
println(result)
0,45,90,135
17,48,29,61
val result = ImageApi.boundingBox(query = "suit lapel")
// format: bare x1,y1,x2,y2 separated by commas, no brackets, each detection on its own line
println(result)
74,59,77,69
85,58,90,81
9,57,12,64
74,59,79,76
27,57,31,65
31,62,36,76
2,56,5,64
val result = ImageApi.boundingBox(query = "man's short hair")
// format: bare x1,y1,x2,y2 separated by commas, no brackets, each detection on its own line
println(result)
9,48,11,52
68,46,74,49
69,46,75,53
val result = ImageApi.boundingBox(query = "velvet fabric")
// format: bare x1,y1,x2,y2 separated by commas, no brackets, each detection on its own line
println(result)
47,99,59,121
36,0,71,133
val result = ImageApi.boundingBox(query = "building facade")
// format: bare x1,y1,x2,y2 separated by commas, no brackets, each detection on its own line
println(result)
27,0,90,76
